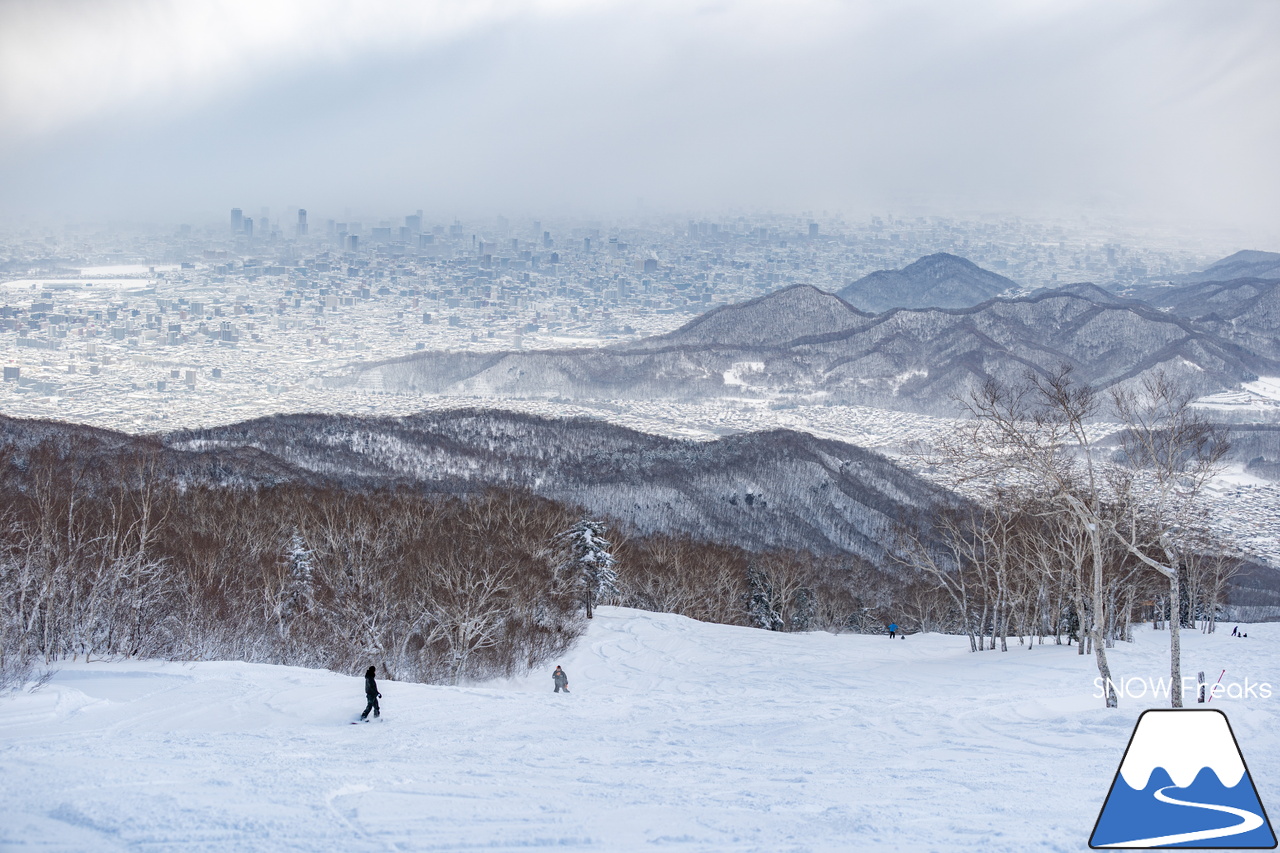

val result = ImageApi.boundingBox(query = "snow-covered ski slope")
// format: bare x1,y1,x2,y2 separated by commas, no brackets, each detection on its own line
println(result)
1,608,1277,852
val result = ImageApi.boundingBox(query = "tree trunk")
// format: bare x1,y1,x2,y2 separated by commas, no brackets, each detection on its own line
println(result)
1076,591,1087,655
1090,527,1117,708
1169,565,1183,708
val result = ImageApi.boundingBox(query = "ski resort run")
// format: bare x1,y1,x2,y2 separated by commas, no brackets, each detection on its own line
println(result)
1,607,1277,852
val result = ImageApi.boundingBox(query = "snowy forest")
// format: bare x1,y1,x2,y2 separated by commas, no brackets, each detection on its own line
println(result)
0,421,908,691
0,368,1270,709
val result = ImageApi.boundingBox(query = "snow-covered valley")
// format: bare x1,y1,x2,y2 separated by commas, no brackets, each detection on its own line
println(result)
1,608,1277,852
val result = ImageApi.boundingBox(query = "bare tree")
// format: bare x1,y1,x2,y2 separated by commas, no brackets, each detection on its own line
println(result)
419,550,517,685
894,507,983,652
1108,370,1229,706
946,366,1120,706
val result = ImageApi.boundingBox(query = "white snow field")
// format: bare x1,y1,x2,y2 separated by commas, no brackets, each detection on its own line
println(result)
1,608,1277,852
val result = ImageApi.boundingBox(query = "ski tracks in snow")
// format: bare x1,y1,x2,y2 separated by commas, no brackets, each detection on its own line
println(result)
1,610,1277,851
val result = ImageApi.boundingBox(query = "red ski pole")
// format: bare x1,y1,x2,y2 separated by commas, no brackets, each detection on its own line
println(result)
1207,669,1226,703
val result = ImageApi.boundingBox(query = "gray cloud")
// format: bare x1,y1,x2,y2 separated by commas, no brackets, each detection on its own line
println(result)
1,0,1276,237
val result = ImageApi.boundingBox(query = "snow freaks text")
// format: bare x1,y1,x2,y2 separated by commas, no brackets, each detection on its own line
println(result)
1093,676,1273,701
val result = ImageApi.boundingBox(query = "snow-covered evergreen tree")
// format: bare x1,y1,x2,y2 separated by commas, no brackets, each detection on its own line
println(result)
1063,604,1080,646
746,567,783,631
275,532,316,637
557,519,618,619
790,587,815,632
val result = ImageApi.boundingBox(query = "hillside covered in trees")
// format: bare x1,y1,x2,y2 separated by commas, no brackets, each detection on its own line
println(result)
0,414,915,689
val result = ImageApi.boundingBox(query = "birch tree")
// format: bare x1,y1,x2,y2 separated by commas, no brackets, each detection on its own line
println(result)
1107,371,1229,707
951,366,1120,706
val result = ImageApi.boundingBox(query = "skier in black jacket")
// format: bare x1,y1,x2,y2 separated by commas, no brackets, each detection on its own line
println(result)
360,666,381,720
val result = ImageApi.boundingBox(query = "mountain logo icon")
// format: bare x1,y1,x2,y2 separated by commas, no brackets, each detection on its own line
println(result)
1091,709,1276,848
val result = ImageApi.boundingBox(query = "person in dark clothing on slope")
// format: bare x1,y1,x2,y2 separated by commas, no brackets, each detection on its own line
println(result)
361,666,381,720
888,623,898,639
553,665,569,693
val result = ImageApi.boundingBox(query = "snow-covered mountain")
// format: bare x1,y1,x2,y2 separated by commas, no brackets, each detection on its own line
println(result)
624,283,871,350
835,252,1019,312
1028,281,1136,306
1184,250,1280,283
334,289,1277,414
170,409,950,559
1129,277,1280,360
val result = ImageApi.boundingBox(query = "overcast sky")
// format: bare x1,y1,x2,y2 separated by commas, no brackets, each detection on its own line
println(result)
1,0,1276,237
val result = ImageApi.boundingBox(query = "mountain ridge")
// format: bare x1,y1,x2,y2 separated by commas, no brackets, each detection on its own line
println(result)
1127,277,1280,360
836,252,1019,312
622,283,872,350
1185,250,1280,283
159,408,955,560
334,287,1276,415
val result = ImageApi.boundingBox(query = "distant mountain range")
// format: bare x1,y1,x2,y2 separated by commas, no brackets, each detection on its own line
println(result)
835,252,1018,313
0,410,941,560
334,282,1276,415
626,284,871,350
1181,250,1280,283
1028,281,1134,305
1127,277,1280,360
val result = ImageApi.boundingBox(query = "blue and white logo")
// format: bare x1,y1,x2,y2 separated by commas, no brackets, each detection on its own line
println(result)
1091,709,1276,848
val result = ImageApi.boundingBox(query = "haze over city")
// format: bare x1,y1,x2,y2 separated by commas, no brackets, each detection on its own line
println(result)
1,0,1277,240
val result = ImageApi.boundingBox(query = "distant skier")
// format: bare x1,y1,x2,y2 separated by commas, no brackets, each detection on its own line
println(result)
888,623,898,639
553,665,570,693
360,666,381,720
1232,626,1239,637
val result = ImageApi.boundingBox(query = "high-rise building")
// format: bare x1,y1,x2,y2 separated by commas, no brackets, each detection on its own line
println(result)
297,209,308,238
242,217,253,239
405,213,422,233
809,222,819,238
231,208,243,233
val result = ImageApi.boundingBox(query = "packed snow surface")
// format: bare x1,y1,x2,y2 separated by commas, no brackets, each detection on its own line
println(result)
1,608,1277,852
